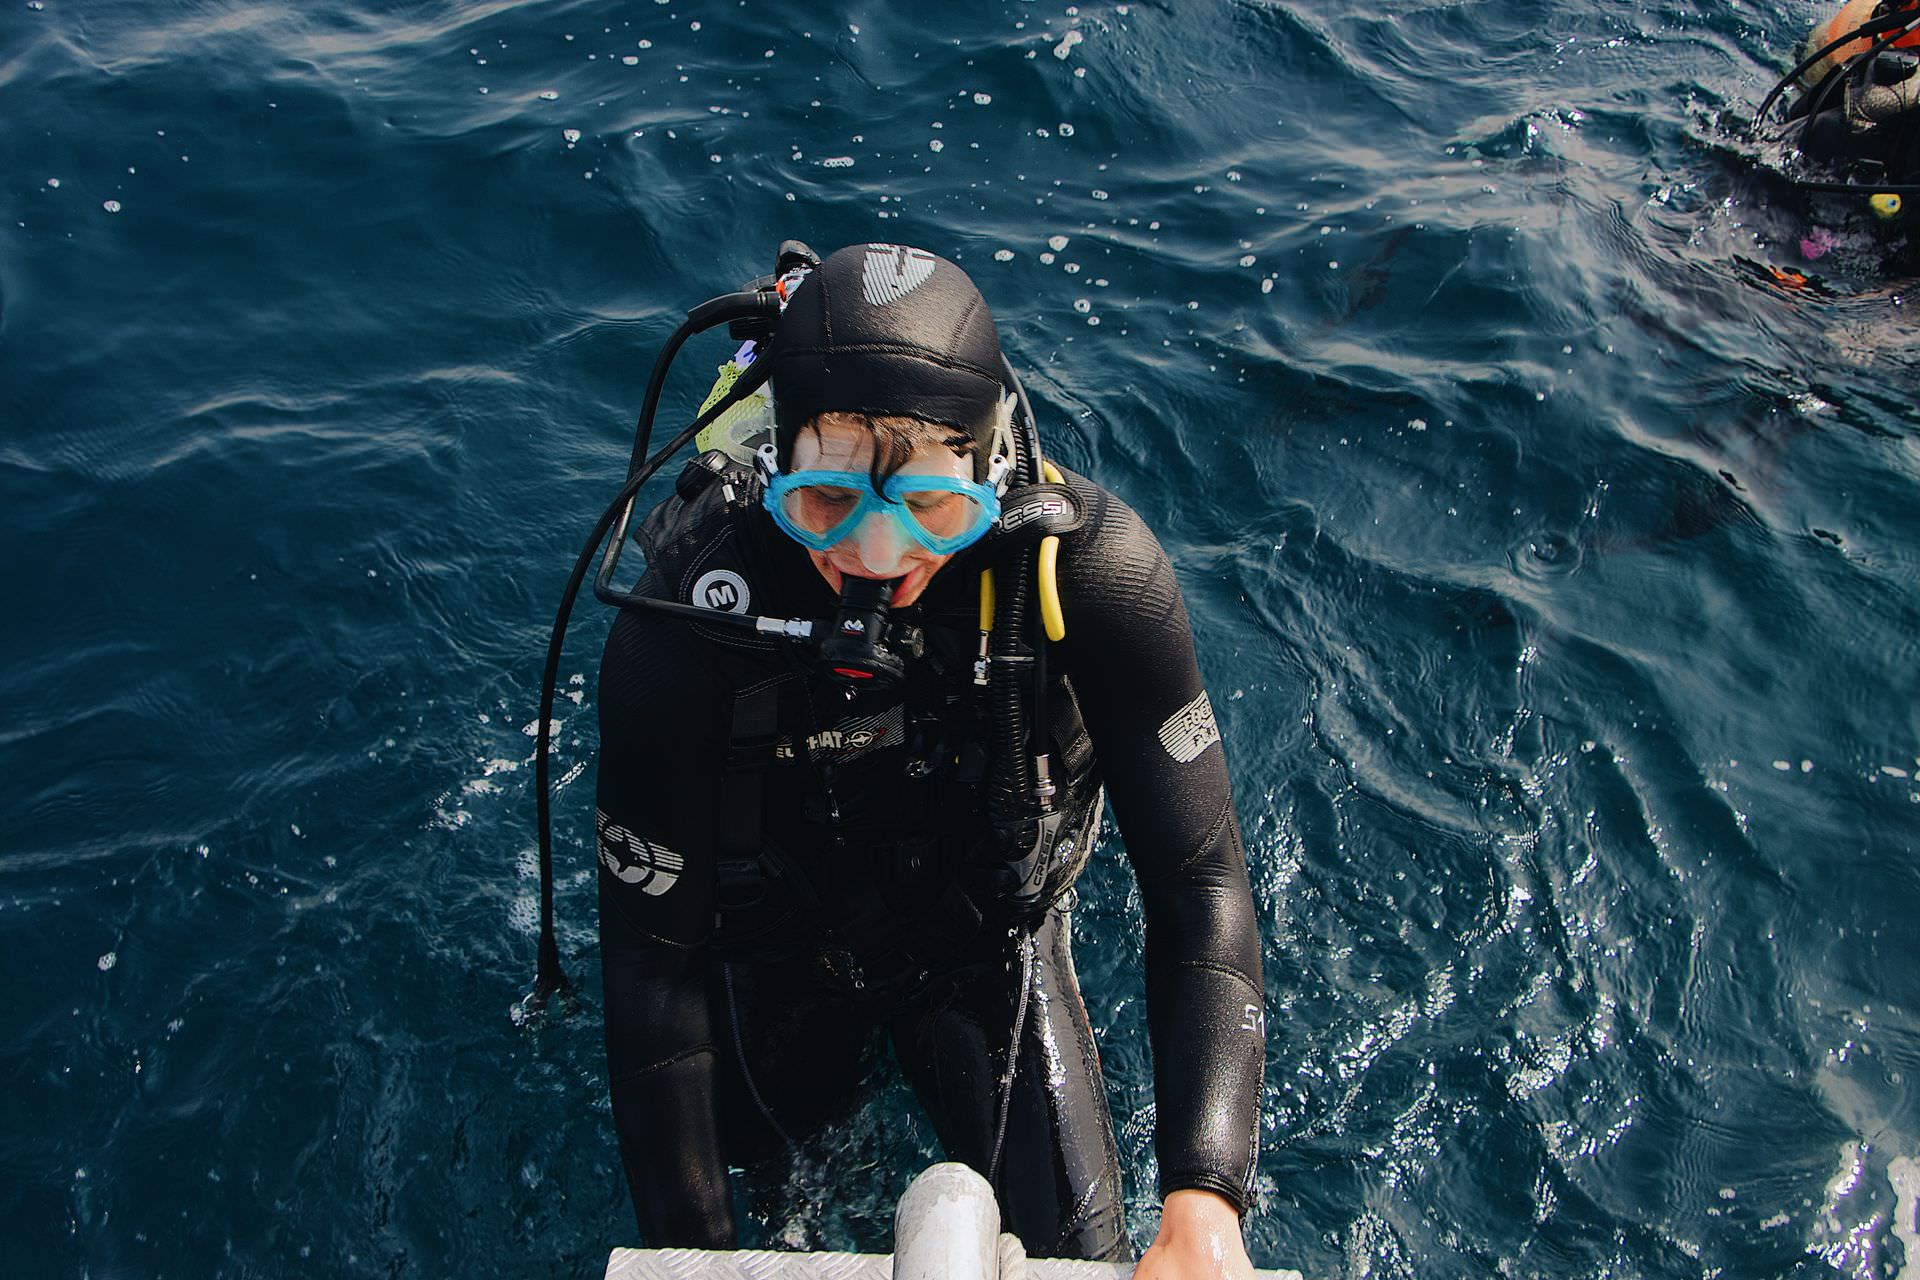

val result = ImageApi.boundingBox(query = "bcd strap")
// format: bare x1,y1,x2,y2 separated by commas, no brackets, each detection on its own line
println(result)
717,684,781,859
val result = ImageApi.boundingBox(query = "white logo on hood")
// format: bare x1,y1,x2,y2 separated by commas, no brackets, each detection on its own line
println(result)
862,244,938,307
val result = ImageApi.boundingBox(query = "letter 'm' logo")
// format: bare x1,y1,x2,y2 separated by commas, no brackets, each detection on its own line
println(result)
691,569,749,615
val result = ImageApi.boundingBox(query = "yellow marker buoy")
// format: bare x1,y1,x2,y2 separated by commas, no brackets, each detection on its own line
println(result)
1870,192,1903,220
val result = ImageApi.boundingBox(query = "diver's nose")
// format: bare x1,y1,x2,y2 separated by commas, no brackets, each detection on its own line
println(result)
851,508,910,575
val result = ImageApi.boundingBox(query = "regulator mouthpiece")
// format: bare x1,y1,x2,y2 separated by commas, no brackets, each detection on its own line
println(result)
813,576,921,691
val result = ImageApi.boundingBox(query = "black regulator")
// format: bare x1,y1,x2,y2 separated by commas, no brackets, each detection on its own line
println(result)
812,575,924,689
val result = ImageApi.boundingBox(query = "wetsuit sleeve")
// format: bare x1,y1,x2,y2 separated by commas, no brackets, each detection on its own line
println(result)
1054,476,1266,1214
596,601,734,1246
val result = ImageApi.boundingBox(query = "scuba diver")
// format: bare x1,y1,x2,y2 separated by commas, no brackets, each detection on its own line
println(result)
1756,0,1920,261
571,243,1266,1277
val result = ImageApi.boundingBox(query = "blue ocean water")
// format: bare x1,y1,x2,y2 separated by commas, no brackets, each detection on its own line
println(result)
4,0,1919,1276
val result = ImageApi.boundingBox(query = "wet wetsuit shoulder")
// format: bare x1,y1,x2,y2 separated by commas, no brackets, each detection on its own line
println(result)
1049,467,1267,1213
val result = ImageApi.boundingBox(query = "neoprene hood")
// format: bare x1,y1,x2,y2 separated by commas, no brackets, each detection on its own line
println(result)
767,244,1011,479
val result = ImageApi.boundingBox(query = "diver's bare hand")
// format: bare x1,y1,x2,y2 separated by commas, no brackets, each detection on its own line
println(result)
1134,1190,1253,1280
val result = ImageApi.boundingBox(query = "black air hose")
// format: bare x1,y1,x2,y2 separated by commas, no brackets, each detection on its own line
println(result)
988,553,1034,839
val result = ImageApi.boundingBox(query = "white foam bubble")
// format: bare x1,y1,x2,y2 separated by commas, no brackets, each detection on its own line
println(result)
97,952,117,972
993,249,1014,261
1047,234,1069,250
1825,1140,1865,1211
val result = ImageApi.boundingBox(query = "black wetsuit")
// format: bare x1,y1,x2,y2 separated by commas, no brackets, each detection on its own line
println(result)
595,465,1265,1259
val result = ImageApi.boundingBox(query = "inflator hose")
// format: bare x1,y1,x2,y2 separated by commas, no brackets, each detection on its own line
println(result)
528,292,780,1009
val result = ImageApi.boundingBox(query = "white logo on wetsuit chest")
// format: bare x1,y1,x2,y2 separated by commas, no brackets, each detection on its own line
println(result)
690,569,750,614
772,704,906,762
1157,690,1221,764
595,808,683,895
861,245,938,307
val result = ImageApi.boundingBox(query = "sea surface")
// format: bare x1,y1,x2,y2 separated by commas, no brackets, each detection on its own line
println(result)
4,1,1919,1276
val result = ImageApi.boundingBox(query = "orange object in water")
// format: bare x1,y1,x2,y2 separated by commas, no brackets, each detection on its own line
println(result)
1804,0,1920,82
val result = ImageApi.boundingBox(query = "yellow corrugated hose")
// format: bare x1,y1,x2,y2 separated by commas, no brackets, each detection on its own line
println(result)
1039,461,1066,641
980,463,1066,644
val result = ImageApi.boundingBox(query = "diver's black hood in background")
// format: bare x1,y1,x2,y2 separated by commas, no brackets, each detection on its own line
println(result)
766,243,1012,475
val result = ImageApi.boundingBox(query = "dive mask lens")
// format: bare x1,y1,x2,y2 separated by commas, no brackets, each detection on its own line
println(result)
885,477,997,553
777,477,870,546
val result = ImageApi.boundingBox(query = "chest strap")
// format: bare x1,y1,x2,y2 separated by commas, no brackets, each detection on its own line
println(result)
717,683,781,859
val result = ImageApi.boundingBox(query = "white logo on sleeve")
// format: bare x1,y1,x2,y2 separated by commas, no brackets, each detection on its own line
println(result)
861,244,938,307
595,809,683,896
1157,690,1221,763
690,568,749,614
1240,1003,1265,1035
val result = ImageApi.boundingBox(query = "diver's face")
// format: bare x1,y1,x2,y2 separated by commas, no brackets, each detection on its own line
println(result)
789,417,969,607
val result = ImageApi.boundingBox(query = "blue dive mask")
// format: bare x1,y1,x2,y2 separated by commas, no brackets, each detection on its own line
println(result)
764,468,1001,556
